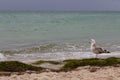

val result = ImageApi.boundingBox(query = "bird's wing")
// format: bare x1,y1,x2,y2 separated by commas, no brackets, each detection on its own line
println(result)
93,47,104,54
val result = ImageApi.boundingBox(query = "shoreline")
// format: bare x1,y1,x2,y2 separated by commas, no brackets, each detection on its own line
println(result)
0,66,119,80
0,57,120,80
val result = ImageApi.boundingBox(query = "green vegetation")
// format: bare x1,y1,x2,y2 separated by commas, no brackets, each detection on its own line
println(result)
0,57,120,72
63,57,120,70
32,60,61,65
0,61,43,72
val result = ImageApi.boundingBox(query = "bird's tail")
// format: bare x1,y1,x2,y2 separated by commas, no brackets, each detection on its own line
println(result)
103,49,110,53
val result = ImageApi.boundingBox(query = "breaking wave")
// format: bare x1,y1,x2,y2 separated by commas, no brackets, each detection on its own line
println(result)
0,42,119,62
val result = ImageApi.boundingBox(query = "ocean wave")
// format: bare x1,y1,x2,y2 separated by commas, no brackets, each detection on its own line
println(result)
0,42,120,54
0,53,7,61
0,43,83,54
4,51,120,62
0,42,120,62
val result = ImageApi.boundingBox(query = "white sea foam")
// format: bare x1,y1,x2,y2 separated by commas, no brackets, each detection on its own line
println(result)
0,53,6,61
5,51,120,62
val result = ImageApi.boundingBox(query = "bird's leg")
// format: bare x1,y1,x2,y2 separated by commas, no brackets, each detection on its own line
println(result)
96,54,98,58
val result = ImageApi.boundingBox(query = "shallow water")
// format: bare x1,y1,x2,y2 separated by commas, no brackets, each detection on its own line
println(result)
0,11,120,61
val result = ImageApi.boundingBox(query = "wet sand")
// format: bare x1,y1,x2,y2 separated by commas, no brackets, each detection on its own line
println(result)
0,66,120,80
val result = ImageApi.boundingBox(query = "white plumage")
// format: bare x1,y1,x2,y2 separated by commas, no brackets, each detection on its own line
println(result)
90,39,110,58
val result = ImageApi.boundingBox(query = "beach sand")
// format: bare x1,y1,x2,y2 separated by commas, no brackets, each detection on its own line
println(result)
0,66,120,80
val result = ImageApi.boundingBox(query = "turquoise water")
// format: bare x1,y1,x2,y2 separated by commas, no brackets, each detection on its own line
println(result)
0,11,120,51
0,11,120,61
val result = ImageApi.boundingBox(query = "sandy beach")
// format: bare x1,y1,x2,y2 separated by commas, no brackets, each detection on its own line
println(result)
0,66,119,80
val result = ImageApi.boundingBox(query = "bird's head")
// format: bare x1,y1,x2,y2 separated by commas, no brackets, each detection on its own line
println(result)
91,39,96,44
90,39,96,50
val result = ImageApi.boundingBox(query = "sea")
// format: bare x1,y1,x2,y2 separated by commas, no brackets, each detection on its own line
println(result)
0,11,120,62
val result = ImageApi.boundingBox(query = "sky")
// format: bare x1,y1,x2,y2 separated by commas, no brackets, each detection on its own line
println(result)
0,0,120,11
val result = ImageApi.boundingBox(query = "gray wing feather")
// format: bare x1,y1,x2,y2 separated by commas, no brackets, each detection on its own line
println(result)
93,47,110,54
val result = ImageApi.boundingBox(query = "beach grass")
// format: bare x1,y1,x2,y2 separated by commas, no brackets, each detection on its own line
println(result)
0,57,120,72
0,61,43,72
32,60,61,65
63,57,120,70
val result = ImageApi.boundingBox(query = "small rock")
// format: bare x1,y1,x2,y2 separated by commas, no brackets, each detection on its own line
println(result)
89,67,100,72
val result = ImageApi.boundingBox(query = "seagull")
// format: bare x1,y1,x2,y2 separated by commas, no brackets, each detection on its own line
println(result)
90,39,110,58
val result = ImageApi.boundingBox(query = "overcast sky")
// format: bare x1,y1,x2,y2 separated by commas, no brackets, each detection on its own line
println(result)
0,0,120,11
